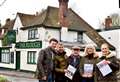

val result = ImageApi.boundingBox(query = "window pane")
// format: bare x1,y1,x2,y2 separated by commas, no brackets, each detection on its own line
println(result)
11,52,14,63
27,51,36,64
1,49,10,63
35,29,38,38
28,29,38,39
78,32,83,43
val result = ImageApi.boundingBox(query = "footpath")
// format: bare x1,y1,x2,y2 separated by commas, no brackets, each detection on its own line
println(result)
0,68,35,79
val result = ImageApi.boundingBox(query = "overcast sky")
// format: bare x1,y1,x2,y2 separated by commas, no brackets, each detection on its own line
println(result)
0,0,119,29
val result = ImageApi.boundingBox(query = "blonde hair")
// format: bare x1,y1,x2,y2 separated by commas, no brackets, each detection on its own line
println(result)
83,44,96,56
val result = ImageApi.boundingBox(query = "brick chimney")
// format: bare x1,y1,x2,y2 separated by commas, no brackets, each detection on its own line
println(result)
58,0,69,27
105,16,112,29
58,0,69,42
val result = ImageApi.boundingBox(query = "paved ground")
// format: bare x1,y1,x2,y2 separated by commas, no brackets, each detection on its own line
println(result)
3,75,38,82
0,69,120,82
0,69,35,79
0,69,38,82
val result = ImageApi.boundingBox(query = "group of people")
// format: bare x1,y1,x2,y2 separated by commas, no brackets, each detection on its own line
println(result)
35,38,119,82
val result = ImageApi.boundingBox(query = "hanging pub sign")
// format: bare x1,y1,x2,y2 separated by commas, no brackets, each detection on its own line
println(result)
15,41,42,49
2,30,16,46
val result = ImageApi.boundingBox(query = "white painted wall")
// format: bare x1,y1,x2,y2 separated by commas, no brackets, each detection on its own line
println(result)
45,28,60,41
20,48,40,71
13,15,23,30
61,27,68,41
0,63,15,69
83,33,97,46
67,31,77,42
13,15,24,42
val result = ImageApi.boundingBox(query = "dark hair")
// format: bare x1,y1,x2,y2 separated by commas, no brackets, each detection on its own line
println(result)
49,38,58,43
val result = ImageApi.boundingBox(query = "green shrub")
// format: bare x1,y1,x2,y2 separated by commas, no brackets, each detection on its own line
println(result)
0,75,8,82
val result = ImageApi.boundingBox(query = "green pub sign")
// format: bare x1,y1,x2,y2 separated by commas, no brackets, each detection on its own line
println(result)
2,30,16,46
16,41,42,48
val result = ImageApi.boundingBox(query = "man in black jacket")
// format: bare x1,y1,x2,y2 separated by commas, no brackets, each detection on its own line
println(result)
36,38,58,82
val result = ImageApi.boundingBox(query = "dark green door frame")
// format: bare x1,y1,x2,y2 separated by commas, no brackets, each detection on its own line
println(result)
16,51,20,70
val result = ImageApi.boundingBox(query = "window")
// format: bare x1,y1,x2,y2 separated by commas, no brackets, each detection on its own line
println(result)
1,49,10,63
78,32,83,43
28,28,38,39
10,52,14,63
27,51,36,64
0,49,14,64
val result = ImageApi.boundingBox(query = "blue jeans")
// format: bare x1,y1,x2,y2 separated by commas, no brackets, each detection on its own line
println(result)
39,73,54,82
39,80,46,82
82,78,94,82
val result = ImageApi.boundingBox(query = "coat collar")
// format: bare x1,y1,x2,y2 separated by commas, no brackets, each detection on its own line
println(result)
100,51,116,59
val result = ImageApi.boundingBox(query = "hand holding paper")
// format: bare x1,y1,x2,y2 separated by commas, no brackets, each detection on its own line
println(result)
65,65,76,80
96,60,112,77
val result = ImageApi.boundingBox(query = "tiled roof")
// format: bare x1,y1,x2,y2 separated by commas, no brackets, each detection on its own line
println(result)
2,19,15,30
21,6,86,31
19,6,115,50
17,13,36,27
0,19,15,40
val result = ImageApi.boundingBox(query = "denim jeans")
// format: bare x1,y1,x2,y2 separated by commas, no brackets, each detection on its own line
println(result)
39,80,46,82
82,78,94,82
39,73,54,82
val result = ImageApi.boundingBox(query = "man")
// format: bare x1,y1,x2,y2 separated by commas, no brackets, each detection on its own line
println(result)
96,43,119,82
54,43,68,82
67,46,81,82
36,38,58,82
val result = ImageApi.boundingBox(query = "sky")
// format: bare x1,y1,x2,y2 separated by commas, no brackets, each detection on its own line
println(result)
0,0,119,29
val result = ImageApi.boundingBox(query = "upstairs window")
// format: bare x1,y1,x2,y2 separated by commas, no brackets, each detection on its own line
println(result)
28,28,38,39
78,32,83,43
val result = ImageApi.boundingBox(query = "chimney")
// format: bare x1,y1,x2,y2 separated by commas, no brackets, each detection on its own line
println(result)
58,0,69,42
5,18,11,25
58,0,69,27
105,16,112,29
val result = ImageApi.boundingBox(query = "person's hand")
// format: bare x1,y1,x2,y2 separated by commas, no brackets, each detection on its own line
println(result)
64,69,68,73
82,73,88,77
82,73,93,78
106,60,111,64
103,60,111,64
87,73,93,78
42,76,47,80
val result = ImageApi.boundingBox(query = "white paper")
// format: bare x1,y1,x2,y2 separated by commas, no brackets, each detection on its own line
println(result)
96,60,112,76
65,65,76,80
84,64,93,74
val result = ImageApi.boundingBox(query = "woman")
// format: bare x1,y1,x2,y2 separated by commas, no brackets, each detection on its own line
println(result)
54,43,68,82
96,43,119,82
67,46,81,82
79,44,98,82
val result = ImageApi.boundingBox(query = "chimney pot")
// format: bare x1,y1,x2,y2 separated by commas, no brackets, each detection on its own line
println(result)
105,16,112,28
